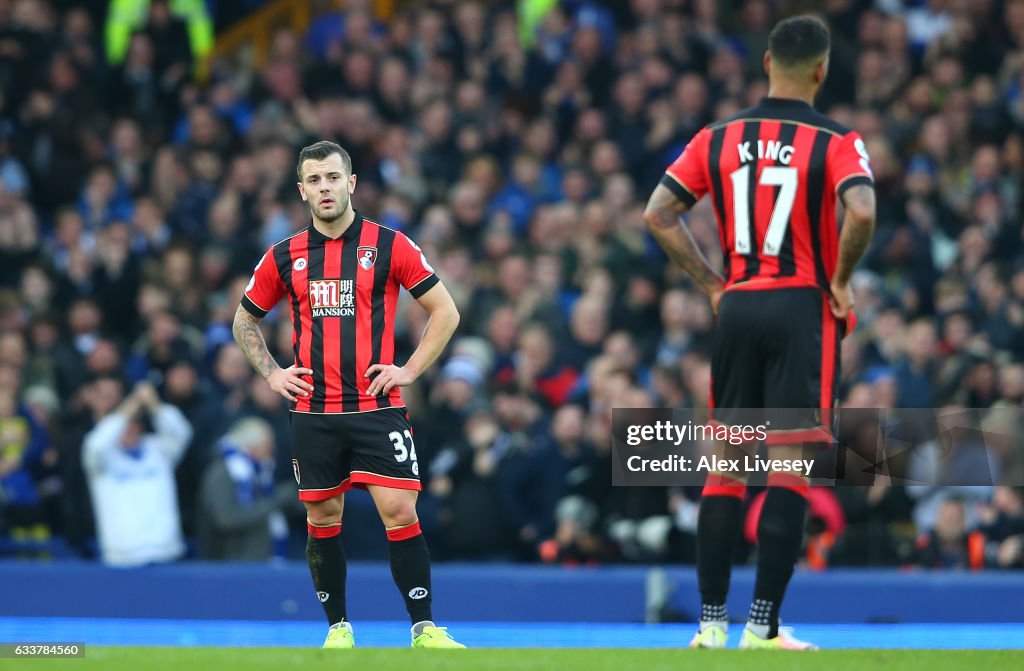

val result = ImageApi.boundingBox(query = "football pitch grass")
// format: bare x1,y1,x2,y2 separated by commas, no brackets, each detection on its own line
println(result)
5,618,1024,649
7,648,1022,670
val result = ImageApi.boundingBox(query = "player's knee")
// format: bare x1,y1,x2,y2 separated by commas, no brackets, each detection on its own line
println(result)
304,498,343,525
380,500,417,528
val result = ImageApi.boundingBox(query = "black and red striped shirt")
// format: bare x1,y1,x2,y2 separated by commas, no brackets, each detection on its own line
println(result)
240,212,439,413
660,97,874,291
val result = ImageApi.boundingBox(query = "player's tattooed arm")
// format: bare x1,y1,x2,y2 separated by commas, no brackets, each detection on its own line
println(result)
233,305,314,402
232,305,279,380
643,183,725,298
833,183,877,286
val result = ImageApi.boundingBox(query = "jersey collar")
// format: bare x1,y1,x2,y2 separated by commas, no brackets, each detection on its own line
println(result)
759,96,814,110
308,210,364,242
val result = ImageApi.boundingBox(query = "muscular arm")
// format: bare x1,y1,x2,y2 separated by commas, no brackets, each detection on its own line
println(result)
232,305,280,379
643,183,725,296
405,282,460,378
365,282,460,396
833,184,877,286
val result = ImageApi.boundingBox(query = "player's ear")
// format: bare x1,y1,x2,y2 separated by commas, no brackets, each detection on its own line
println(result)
763,51,771,77
815,57,829,85
297,181,307,202
348,173,357,194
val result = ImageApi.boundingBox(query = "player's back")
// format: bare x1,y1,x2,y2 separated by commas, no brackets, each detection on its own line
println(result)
663,97,873,293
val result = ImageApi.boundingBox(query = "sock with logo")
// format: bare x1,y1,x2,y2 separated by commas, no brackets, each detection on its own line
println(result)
306,520,347,626
387,522,433,624
749,473,809,638
697,472,746,627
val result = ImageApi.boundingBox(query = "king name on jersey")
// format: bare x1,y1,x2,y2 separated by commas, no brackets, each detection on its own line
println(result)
309,279,355,317
737,140,795,165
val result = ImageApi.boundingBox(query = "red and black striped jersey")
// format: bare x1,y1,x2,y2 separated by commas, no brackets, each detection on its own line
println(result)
660,97,874,292
240,212,439,413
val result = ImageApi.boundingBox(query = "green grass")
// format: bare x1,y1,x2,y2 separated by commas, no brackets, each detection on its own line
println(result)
3,648,1023,671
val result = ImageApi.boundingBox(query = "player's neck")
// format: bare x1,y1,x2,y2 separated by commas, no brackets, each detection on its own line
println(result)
312,206,356,240
766,84,816,107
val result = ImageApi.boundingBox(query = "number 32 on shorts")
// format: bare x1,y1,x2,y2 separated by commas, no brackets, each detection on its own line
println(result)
389,430,419,476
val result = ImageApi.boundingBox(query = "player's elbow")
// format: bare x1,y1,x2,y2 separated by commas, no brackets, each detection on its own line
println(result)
231,306,256,342
846,203,875,230
642,206,662,231
231,307,244,333
842,185,877,231
428,299,460,336
445,303,461,333
643,205,677,233
845,208,876,246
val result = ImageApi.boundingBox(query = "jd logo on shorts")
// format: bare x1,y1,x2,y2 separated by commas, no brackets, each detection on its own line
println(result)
408,587,429,600
292,459,300,485
317,591,329,603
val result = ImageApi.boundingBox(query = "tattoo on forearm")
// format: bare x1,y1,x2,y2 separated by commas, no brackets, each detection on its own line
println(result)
232,306,278,379
645,185,723,291
835,184,876,284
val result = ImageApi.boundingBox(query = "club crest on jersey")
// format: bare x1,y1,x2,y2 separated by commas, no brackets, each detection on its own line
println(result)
292,459,300,484
309,279,354,317
357,246,377,270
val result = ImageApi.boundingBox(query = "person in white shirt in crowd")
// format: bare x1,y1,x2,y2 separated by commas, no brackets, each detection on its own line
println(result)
83,380,192,567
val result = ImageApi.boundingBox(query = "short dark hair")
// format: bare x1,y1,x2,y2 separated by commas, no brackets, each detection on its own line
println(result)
296,140,352,180
768,15,830,68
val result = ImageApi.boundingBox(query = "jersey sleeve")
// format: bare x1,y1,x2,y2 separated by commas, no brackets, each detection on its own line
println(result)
393,232,439,299
829,131,875,199
660,127,712,208
240,247,287,318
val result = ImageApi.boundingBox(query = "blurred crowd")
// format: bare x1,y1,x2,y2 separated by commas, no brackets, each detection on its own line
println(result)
1,0,1024,571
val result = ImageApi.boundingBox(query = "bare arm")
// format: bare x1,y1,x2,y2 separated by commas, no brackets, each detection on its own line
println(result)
643,183,725,306
829,183,877,318
232,305,313,402
366,282,460,396
232,305,280,380
833,183,877,286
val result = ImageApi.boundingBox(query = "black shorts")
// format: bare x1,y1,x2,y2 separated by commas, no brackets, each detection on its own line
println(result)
289,407,421,501
710,286,842,445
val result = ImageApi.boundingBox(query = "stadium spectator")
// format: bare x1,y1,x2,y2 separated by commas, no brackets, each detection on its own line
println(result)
105,0,212,68
0,385,49,550
82,380,192,567
913,497,984,570
978,484,1024,568
196,416,297,560
429,404,516,560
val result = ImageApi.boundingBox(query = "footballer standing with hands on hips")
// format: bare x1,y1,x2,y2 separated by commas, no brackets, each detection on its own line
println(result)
233,140,465,649
644,16,876,650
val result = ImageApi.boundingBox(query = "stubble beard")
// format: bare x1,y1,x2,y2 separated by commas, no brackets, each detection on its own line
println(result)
312,192,349,223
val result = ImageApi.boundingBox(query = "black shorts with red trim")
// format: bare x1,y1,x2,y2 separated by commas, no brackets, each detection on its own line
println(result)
289,407,421,501
710,286,841,445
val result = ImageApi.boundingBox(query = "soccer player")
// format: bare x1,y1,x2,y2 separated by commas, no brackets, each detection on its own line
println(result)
644,16,876,649
232,141,465,649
